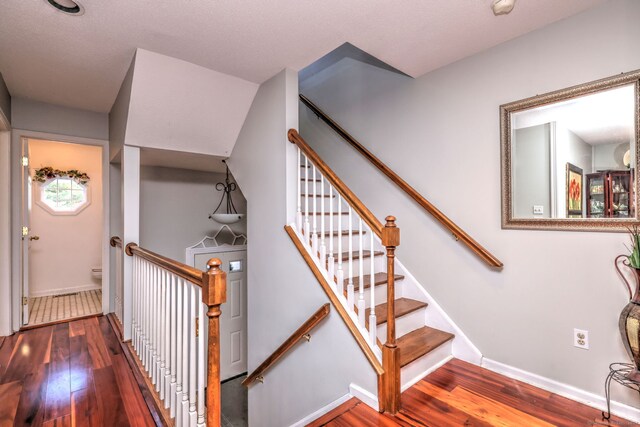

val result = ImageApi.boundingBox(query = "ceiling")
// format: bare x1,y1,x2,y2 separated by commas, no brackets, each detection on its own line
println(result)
0,0,604,113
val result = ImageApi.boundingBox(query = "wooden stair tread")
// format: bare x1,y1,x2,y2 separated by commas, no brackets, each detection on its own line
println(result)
398,326,455,368
345,272,404,290
339,250,384,261
365,298,426,325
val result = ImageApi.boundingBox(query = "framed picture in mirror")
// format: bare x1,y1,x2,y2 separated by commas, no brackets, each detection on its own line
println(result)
566,163,583,218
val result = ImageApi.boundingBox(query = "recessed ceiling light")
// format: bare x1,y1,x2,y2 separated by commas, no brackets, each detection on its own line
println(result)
45,0,84,16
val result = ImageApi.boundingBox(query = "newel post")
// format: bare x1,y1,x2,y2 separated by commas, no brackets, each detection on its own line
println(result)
202,258,227,427
381,216,401,413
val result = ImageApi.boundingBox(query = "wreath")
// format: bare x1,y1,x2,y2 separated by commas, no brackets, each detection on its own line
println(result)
33,166,90,185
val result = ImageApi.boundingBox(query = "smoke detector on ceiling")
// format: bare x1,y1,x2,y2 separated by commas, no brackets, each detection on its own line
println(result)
45,0,84,16
492,0,515,16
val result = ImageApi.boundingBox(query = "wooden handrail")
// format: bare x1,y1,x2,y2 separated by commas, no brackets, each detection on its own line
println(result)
110,236,122,248
288,129,384,237
299,94,503,269
125,243,204,286
243,303,331,386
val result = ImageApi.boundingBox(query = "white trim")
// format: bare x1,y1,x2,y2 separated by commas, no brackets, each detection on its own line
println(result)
482,357,640,423
289,393,351,427
29,283,101,298
10,129,109,332
349,383,379,412
34,178,92,216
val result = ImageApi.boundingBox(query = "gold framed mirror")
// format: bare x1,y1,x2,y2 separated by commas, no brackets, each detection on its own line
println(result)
501,70,640,231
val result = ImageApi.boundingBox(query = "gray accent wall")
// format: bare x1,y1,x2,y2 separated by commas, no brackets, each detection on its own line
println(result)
11,97,108,140
0,72,10,125
514,124,551,218
229,69,377,426
300,0,640,409
109,55,136,160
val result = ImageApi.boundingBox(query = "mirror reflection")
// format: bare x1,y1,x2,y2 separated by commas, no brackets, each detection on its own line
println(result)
511,84,636,220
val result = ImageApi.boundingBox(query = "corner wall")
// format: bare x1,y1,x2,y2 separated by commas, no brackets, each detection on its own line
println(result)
228,68,377,427
300,0,640,409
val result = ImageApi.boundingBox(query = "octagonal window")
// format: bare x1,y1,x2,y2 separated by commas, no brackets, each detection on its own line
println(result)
38,178,90,215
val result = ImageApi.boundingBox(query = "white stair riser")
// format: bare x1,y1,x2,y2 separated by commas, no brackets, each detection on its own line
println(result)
401,340,453,391
378,307,426,340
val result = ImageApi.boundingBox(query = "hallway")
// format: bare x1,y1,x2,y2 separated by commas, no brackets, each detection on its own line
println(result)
0,316,155,426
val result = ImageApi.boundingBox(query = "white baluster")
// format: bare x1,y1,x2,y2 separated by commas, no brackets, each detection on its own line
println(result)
347,207,354,309
169,275,177,415
327,185,335,283
188,284,198,427
160,270,166,399
369,231,377,344
358,218,366,327
152,267,159,386
312,165,318,255
336,195,344,295
296,147,302,232
175,278,184,423
304,156,310,241
196,288,205,427
164,273,172,405
319,176,327,265
180,283,191,427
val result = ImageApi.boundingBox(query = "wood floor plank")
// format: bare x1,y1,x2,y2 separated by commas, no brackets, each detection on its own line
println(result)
3,327,53,383
13,363,49,427
0,380,23,427
42,414,71,427
0,333,19,381
307,397,361,427
45,323,71,421
93,366,131,427
84,318,112,369
69,320,86,337
97,316,123,358
69,335,92,392
70,386,100,427
110,354,155,427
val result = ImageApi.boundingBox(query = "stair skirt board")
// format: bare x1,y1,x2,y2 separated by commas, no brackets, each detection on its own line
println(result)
401,343,453,392
349,383,379,412
481,358,640,424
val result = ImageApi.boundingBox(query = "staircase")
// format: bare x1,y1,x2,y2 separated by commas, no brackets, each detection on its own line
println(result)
287,129,479,413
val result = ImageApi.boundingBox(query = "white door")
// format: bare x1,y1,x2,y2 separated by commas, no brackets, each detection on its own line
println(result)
194,249,247,381
21,139,32,325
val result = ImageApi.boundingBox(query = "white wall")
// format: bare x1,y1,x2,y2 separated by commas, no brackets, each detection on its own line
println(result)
300,0,640,409
28,139,103,296
139,166,246,262
109,162,122,312
108,56,136,161
228,68,377,427
12,98,108,140
125,49,258,157
0,130,11,336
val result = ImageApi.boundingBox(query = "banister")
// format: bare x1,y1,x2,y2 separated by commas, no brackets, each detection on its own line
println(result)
110,236,122,248
299,94,503,269
288,129,384,238
125,242,204,286
242,303,331,386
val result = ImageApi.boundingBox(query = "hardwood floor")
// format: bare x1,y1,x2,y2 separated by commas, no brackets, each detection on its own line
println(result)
309,358,638,427
0,316,155,427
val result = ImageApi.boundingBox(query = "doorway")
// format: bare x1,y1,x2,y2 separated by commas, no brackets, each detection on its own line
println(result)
21,138,104,326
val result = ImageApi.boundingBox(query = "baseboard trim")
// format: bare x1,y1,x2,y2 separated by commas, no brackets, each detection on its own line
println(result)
290,393,352,427
482,357,640,423
349,383,379,412
30,284,101,298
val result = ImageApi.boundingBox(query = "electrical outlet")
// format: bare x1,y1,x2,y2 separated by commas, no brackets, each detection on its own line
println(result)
533,205,544,215
574,328,589,350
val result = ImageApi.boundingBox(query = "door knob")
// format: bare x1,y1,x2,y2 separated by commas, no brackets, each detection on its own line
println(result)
29,235,40,241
